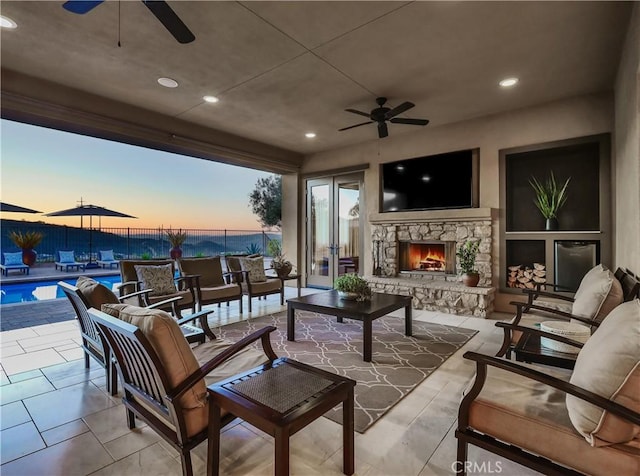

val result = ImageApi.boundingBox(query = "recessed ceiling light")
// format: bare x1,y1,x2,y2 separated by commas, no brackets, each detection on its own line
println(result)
422,175,431,182
157,77,178,88
305,132,316,139
395,165,405,172
0,15,17,29
203,95,219,103
499,77,519,88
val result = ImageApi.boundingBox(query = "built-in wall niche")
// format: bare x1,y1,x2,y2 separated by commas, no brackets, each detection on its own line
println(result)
505,141,601,232
505,240,546,289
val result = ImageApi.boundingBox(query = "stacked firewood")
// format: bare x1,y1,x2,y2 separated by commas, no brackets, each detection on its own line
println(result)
507,263,546,289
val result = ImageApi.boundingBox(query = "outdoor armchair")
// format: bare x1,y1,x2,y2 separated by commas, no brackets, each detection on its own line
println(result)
225,254,283,312
177,256,243,313
59,277,215,394
456,299,640,476
119,259,197,315
89,305,278,476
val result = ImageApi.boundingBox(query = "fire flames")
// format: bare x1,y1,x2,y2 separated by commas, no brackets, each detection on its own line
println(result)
409,245,446,271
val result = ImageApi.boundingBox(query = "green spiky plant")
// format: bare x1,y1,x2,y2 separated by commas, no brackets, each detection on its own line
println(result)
529,172,571,219
165,229,187,247
8,230,43,249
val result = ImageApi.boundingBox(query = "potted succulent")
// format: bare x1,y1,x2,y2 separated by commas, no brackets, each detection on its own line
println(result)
529,172,571,231
456,240,480,287
267,239,293,278
8,230,43,266
334,273,372,301
166,229,187,259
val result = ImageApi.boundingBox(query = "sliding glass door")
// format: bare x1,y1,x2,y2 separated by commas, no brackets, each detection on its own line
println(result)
306,173,363,288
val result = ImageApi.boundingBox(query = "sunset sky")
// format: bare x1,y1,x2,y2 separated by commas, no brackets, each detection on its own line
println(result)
0,119,274,230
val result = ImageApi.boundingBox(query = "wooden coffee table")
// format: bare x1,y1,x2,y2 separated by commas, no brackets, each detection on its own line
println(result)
287,290,413,362
207,357,356,476
514,333,577,370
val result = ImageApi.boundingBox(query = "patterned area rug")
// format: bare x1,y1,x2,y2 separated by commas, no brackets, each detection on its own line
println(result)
217,310,477,433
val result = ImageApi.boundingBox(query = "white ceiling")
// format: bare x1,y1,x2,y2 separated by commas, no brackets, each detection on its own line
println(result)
0,1,632,157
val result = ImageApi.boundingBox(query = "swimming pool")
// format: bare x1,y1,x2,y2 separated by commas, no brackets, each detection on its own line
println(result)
0,276,122,304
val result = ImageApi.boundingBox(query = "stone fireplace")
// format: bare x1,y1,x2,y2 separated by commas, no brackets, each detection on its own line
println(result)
368,209,496,317
398,241,456,274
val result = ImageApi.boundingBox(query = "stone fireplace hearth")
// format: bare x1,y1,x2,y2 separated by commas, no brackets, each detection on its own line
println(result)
368,209,496,317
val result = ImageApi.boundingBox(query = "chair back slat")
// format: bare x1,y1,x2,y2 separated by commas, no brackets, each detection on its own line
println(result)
114,331,164,403
59,282,102,345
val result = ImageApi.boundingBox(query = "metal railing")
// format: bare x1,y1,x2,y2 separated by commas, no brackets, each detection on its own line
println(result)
1,223,281,263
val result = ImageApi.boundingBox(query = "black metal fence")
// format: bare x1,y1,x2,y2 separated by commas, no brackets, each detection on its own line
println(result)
1,221,281,263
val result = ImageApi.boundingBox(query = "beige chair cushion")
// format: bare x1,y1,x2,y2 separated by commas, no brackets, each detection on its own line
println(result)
200,284,241,301
76,276,120,308
242,278,281,294
178,257,225,288
571,264,624,326
134,264,176,296
101,304,206,411
468,365,640,476
240,256,267,282
567,299,640,446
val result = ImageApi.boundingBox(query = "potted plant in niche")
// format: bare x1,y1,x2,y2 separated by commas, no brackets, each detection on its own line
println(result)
334,273,372,301
457,240,480,287
529,172,571,231
8,230,43,266
166,229,187,260
267,239,293,278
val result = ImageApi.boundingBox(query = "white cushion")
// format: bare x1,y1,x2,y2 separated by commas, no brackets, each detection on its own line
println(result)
99,250,115,261
3,252,23,266
58,251,76,263
134,264,176,296
240,256,267,282
567,300,640,446
571,264,623,327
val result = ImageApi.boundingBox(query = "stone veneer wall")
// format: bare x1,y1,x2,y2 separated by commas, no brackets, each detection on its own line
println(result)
371,219,493,286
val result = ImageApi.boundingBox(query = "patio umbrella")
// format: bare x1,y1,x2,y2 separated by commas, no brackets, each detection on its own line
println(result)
0,202,42,213
45,204,137,268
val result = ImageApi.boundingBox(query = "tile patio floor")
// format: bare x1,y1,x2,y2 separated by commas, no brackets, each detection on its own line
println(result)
0,286,541,476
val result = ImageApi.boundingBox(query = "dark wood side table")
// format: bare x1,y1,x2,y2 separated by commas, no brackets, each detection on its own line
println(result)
514,333,577,370
267,272,302,298
207,357,356,476
287,290,413,362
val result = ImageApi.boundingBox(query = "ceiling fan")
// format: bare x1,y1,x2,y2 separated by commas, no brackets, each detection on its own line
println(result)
62,1,195,44
339,97,429,139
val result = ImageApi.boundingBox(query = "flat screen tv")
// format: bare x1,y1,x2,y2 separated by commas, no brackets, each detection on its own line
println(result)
381,149,477,212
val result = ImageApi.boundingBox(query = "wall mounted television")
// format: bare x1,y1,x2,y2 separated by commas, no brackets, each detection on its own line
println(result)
381,149,479,212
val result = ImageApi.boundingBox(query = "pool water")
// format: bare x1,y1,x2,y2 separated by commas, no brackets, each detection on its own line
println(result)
0,275,122,304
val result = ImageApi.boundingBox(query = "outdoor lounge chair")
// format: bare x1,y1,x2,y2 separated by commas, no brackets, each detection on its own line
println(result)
55,250,86,272
60,277,215,395
225,255,283,312
88,305,278,476
119,259,197,315
456,299,640,476
177,256,243,313
97,249,119,269
1,251,29,276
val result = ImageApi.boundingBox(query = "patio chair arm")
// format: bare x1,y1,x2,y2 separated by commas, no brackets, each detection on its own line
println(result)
147,295,182,309
177,309,216,340
460,352,640,427
118,280,141,296
494,322,584,357
522,288,575,303
119,288,153,302
510,301,599,327
165,326,278,402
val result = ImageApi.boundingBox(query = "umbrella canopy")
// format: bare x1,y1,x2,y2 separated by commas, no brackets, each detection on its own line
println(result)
0,202,42,213
45,204,136,219
45,204,137,267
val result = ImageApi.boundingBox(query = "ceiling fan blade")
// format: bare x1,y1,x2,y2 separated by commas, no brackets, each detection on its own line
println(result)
389,118,430,126
63,1,104,14
338,121,374,132
385,101,415,119
142,1,195,44
378,122,389,139
345,108,371,118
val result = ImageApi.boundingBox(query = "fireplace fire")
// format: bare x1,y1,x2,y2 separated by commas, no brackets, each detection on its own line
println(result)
398,241,456,274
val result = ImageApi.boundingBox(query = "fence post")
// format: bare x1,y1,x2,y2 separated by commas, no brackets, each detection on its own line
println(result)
224,230,227,255
64,225,68,248
127,228,130,259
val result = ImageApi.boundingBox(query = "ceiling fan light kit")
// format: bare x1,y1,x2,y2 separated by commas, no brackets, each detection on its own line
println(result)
339,97,429,139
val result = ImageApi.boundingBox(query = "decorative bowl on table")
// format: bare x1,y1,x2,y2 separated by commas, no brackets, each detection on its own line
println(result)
540,321,591,354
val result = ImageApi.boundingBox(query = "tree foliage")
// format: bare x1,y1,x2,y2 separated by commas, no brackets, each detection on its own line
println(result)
248,175,282,229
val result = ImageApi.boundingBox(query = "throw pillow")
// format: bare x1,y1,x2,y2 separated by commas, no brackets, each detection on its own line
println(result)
99,250,115,261
566,300,640,446
76,276,119,308
134,264,176,296
58,250,76,263
571,264,623,330
240,256,267,283
3,252,24,266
